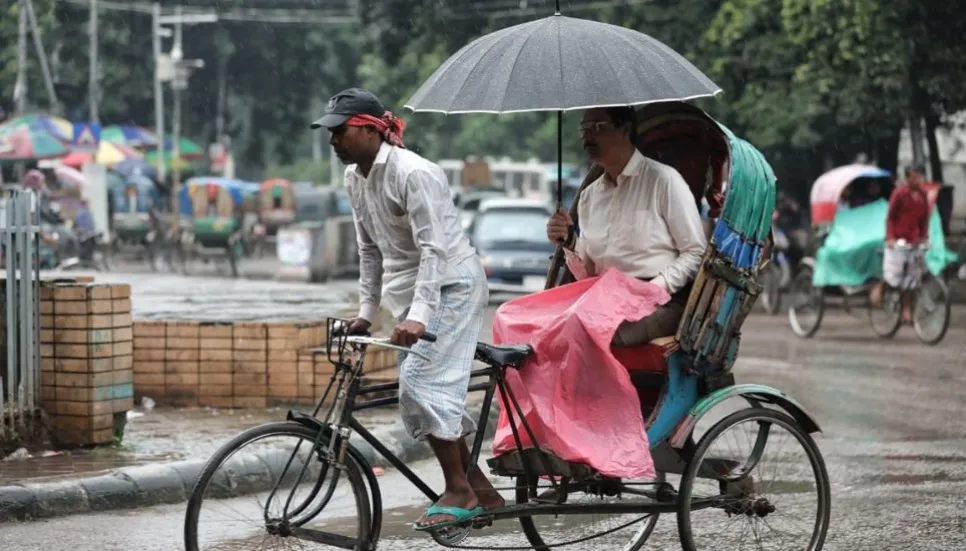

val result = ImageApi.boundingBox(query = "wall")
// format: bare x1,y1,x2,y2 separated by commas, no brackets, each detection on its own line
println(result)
130,319,398,408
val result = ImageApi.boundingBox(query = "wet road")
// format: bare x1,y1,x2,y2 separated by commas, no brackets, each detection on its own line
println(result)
5,276,966,549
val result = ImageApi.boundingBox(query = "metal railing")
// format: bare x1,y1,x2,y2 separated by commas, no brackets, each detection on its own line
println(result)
0,191,41,442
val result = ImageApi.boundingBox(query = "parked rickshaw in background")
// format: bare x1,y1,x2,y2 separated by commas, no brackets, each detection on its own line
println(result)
178,177,259,278
107,171,168,270
254,177,297,257
787,164,956,343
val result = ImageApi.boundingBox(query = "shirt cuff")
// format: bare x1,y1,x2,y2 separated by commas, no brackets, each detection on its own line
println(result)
651,275,671,295
358,302,379,324
405,302,435,326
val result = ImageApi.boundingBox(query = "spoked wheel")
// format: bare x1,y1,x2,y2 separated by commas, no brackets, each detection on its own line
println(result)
788,265,824,338
514,473,664,550
677,408,831,551
913,274,951,345
869,284,902,339
184,422,371,551
760,263,782,315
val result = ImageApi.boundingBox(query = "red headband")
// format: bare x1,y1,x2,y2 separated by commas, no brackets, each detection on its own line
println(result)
345,112,406,148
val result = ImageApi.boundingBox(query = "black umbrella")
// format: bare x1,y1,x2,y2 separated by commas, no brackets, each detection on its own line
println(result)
405,4,721,208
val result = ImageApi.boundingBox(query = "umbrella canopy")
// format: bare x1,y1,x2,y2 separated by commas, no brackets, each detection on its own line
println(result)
0,127,69,160
810,164,892,225
405,14,721,114
0,113,73,142
54,164,88,190
101,125,158,148
61,141,142,168
146,136,205,161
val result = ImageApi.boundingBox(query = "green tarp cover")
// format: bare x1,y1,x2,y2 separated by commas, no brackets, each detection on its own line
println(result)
812,199,958,287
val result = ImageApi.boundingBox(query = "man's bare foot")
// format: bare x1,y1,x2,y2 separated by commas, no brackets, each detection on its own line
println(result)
415,488,480,528
469,470,505,510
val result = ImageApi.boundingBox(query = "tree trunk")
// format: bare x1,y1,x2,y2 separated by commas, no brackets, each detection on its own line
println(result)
875,129,900,174
924,112,944,182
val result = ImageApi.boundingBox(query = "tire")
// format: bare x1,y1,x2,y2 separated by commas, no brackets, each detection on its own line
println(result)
677,408,831,551
184,422,371,551
868,285,902,339
914,274,951,345
788,265,824,338
515,472,663,550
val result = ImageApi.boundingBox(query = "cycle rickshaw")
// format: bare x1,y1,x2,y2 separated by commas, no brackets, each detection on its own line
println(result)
177,177,259,278
183,101,831,551
787,164,955,343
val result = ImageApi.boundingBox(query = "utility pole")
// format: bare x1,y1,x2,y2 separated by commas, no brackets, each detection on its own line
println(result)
14,0,28,115
23,0,59,112
89,0,99,122
171,4,183,212
157,5,217,219
152,3,168,185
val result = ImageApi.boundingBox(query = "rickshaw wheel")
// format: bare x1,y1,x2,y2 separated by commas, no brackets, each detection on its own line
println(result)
760,263,783,315
868,285,902,339
677,408,831,551
788,265,824,338
913,274,951,345
514,473,662,550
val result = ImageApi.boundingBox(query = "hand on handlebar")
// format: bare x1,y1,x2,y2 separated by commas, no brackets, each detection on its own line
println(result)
333,317,371,337
391,320,429,347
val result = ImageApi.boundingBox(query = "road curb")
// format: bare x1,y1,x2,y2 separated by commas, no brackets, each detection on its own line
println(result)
0,406,499,523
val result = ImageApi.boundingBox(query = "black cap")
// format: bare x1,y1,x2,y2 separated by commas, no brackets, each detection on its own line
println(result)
311,88,386,130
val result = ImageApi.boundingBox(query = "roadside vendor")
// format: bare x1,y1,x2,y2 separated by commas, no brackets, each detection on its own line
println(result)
545,106,708,346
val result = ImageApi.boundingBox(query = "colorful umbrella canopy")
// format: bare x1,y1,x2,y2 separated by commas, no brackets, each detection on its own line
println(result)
61,140,142,168
101,125,158,148
0,113,74,142
54,164,88,190
0,127,69,160
145,136,205,161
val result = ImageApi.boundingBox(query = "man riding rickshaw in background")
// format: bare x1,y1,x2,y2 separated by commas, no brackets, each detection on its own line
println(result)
870,165,931,322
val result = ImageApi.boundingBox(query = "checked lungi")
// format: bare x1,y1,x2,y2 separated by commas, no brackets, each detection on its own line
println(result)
397,257,488,441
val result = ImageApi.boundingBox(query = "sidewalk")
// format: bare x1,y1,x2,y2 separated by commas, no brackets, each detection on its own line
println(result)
0,392,499,523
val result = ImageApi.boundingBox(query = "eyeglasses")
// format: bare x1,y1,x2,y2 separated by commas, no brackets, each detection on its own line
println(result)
578,121,614,135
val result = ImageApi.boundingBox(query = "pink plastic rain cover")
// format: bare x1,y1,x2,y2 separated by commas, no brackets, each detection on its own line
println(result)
491,268,666,479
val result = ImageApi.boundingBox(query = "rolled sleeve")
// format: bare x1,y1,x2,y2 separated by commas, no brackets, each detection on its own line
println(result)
401,169,448,326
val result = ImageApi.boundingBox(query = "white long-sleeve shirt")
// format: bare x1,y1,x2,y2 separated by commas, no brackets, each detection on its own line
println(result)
564,150,707,294
345,142,476,325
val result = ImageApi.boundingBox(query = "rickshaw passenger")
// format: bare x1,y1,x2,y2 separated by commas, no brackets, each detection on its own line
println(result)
546,106,708,346
871,165,930,321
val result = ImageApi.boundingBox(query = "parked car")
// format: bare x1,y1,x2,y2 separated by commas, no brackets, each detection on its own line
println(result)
457,189,506,230
467,198,555,293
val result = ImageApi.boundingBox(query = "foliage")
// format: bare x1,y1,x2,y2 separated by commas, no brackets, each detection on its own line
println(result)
1,0,965,194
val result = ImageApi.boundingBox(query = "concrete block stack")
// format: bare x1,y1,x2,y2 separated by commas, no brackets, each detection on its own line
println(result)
198,322,233,408
232,322,268,408
128,318,401,408
37,283,134,447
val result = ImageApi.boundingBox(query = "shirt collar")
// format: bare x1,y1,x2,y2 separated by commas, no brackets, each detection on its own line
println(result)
352,142,394,179
602,149,644,186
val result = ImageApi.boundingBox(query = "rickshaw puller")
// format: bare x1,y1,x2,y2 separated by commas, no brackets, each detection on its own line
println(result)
870,165,930,322
311,88,503,531
546,106,707,345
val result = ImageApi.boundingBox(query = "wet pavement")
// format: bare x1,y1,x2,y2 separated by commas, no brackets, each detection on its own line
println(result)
4,275,966,549
0,404,402,484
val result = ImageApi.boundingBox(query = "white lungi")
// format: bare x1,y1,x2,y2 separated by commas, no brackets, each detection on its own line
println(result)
883,247,921,290
397,257,488,441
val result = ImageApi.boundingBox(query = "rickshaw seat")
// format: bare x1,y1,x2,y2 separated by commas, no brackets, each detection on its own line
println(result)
476,342,534,368
612,336,679,374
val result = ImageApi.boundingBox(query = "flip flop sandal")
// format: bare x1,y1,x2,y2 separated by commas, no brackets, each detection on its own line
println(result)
413,504,485,532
